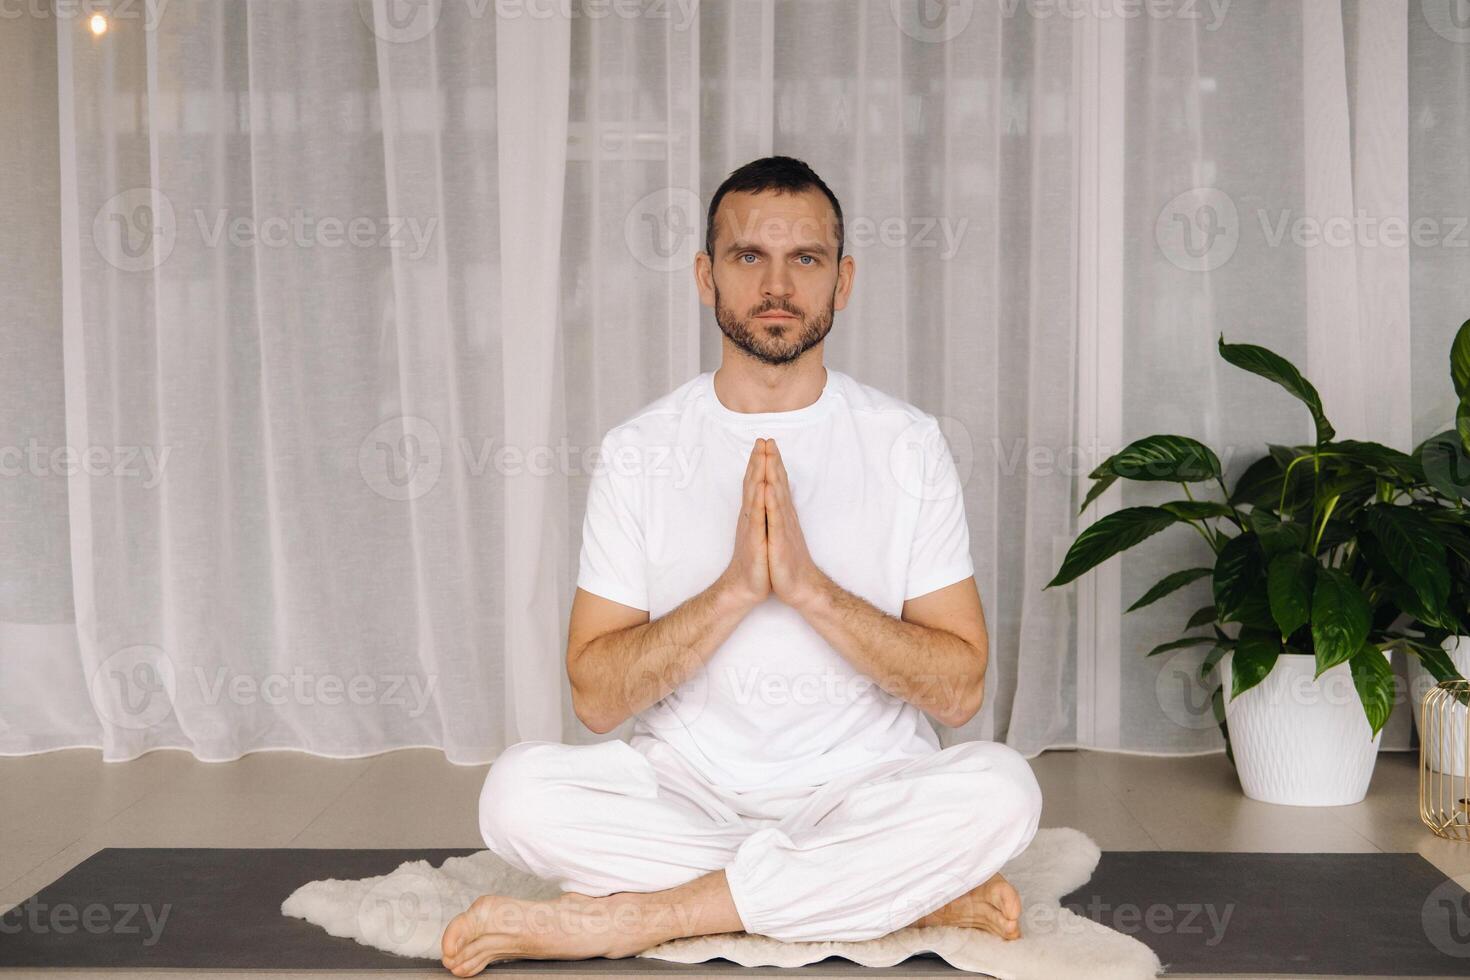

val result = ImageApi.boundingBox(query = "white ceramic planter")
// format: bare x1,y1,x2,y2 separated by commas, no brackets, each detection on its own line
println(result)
1406,635,1470,777
1221,649,1389,806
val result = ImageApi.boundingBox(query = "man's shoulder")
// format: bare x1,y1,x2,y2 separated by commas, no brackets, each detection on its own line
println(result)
831,368,939,431
598,374,705,448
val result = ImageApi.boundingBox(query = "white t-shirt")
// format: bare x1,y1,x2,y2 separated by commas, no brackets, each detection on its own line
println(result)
575,366,976,792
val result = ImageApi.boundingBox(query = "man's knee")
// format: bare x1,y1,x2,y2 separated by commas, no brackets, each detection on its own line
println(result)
478,739,563,854
954,741,1044,845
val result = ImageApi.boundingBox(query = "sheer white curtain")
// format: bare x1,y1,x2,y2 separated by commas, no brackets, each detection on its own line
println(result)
1,0,1466,764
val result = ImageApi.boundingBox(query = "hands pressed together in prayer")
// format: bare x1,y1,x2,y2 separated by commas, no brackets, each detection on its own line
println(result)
724,437,829,613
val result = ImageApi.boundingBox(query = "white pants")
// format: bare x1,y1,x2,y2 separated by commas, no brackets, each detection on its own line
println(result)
477,734,1043,943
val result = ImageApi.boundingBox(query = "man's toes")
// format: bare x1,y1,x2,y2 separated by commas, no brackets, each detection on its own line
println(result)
969,901,1013,938
980,874,1023,923
442,914,467,959
998,885,1022,923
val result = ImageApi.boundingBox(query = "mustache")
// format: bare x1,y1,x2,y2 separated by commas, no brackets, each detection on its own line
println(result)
752,304,801,317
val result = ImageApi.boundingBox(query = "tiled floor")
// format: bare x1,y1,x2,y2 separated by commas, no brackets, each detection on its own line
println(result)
1,746,1466,979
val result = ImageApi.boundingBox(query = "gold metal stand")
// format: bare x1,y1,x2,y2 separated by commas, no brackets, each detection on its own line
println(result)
1420,679,1470,842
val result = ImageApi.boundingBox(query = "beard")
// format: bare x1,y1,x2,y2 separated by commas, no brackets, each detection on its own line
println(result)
713,281,835,367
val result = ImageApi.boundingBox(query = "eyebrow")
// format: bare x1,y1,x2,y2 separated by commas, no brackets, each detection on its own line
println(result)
725,240,832,258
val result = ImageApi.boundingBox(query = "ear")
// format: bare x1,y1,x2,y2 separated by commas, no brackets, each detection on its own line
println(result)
833,254,856,312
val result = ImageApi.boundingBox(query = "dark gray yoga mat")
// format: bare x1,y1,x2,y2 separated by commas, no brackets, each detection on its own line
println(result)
0,847,951,974
1060,851,1470,976
1,847,1467,975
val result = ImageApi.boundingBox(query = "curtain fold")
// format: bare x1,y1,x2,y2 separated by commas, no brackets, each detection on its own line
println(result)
1,0,1465,763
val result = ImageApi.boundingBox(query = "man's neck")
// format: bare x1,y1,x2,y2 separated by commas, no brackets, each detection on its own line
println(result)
712,360,828,415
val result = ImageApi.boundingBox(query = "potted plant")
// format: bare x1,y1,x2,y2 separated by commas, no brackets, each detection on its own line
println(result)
1406,319,1470,775
1046,325,1470,805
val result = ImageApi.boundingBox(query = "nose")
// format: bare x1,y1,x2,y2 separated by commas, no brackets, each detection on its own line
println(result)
760,263,795,304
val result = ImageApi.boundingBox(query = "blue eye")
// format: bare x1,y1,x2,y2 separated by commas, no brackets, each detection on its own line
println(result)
739,253,756,263
798,255,814,265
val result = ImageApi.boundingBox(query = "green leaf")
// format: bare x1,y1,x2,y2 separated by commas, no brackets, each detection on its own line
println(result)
1318,440,1424,485
1312,467,1380,504
1146,636,1219,657
1185,604,1219,630
1218,335,1335,444
1417,429,1470,502
1235,582,1277,631
1230,454,1287,508
1200,643,1228,679
1314,519,1357,557
1078,472,1119,516
1248,508,1310,560
1459,399,1470,458
1045,507,1179,589
1451,318,1470,400
1080,435,1225,516
1127,567,1214,612
1211,683,1234,767
1091,435,1223,483
1348,643,1394,737
1361,505,1452,626
1267,552,1316,639
1408,641,1464,684
1268,443,1304,472
1159,500,1236,521
1213,532,1265,621
1311,566,1372,675
1383,577,1445,631
1263,444,1318,516
1230,627,1282,699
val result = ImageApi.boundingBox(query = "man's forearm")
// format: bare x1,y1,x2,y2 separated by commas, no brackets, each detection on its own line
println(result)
570,574,758,734
794,573,984,728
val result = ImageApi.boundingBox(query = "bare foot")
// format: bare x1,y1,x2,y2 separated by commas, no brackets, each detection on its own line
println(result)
440,892,645,977
913,872,1023,940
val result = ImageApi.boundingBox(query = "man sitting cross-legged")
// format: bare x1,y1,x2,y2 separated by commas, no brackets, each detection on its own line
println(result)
442,156,1043,977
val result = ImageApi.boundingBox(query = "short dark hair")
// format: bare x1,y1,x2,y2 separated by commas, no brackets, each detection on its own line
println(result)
704,156,845,263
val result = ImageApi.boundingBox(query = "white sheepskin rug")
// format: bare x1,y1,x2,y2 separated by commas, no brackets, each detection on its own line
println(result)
281,827,1161,979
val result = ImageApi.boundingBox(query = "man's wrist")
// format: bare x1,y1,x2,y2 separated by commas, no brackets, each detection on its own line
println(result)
791,568,835,620
713,571,762,617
